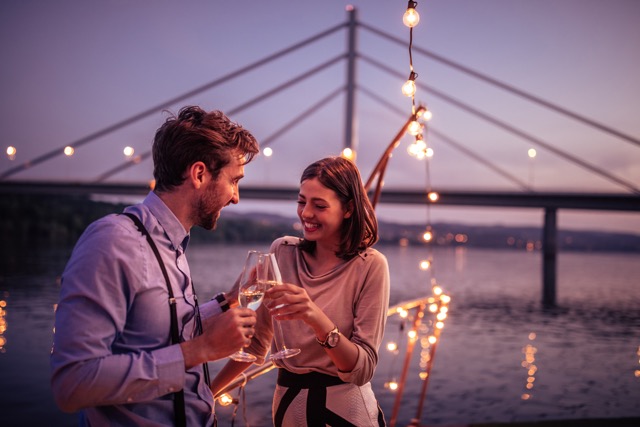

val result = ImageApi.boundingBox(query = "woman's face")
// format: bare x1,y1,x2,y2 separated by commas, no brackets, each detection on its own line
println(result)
297,177,350,249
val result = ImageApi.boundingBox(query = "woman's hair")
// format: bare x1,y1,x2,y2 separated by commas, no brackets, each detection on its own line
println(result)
152,106,259,192
298,156,379,259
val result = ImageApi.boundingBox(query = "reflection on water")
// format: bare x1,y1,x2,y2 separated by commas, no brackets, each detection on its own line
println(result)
520,332,537,401
0,244,638,426
0,294,7,352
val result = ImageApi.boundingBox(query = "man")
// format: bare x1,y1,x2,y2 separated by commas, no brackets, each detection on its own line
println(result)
51,106,259,426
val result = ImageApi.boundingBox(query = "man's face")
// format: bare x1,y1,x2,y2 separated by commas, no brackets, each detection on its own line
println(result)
195,153,245,230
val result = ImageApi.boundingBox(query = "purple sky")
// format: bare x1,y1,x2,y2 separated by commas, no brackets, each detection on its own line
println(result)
1,0,639,233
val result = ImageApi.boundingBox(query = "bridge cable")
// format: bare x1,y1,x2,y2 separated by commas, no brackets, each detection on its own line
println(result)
360,54,640,194
360,22,640,150
359,86,533,192
0,22,346,181
94,87,345,182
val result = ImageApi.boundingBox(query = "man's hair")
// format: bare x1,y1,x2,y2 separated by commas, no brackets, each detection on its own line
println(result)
299,156,379,259
152,106,259,192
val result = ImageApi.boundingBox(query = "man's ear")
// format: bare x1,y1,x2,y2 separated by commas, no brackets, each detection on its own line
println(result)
188,161,208,189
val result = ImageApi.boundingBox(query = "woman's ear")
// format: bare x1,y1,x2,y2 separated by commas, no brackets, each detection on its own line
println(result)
344,201,354,219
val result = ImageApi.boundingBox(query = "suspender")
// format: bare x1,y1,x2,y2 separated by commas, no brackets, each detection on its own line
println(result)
123,212,211,427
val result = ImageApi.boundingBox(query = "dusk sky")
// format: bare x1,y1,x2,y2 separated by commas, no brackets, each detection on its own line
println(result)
1,1,639,234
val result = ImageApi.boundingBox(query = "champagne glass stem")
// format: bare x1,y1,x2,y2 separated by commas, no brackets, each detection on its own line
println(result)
274,318,288,350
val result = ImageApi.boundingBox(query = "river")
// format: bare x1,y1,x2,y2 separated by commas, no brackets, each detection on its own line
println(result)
0,243,638,426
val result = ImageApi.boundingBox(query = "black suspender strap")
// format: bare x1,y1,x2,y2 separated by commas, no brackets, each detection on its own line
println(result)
122,213,186,427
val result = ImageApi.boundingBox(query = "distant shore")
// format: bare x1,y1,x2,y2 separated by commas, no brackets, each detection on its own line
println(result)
3,194,639,252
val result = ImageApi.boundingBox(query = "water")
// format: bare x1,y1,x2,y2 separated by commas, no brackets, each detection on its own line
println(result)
0,243,638,426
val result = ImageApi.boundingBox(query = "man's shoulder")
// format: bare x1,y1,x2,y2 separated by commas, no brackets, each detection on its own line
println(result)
80,212,144,245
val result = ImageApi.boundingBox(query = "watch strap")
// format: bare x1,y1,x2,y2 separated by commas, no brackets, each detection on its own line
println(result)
316,326,339,348
214,293,230,312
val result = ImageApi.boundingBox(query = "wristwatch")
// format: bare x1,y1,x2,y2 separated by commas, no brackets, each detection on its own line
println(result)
316,326,340,349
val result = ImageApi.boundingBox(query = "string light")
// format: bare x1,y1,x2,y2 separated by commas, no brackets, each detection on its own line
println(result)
217,393,237,406
123,146,135,158
63,146,75,156
6,146,16,161
402,71,418,97
263,147,273,157
341,147,354,160
402,1,420,28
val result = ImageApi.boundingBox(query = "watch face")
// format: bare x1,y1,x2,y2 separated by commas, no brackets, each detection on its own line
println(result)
327,331,340,348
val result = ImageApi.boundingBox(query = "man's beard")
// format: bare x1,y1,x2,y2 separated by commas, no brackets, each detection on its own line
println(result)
195,193,221,231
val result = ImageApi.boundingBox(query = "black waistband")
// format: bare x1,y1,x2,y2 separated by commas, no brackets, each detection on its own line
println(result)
277,369,346,389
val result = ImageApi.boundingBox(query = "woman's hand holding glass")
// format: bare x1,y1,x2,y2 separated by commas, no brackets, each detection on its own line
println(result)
264,280,301,360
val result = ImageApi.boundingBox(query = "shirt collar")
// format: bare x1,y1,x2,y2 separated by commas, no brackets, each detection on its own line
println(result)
143,191,191,252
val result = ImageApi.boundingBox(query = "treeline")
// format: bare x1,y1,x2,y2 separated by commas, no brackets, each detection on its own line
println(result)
0,194,295,246
2,194,639,252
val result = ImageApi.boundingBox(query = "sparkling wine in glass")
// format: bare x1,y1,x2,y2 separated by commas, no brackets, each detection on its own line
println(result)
265,253,301,360
228,250,265,362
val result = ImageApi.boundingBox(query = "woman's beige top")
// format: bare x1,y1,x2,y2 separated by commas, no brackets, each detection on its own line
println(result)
249,236,390,386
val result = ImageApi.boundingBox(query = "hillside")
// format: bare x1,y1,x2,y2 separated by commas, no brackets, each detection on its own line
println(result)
2,194,638,252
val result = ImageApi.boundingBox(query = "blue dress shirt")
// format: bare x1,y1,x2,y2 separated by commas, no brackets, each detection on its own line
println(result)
51,191,223,426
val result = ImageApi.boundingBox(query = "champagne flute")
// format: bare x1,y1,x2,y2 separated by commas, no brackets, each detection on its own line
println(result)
264,253,301,360
228,250,265,362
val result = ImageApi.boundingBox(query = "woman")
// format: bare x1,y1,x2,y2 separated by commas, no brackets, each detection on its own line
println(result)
211,156,390,426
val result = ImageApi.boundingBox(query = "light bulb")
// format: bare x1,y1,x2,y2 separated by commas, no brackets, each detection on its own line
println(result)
403,7,420,28
401,79,416,97
123,146,135,157
341,147,355,160
407,120,421,136
64,146,75,156
217,393,235,406
263,147,273,157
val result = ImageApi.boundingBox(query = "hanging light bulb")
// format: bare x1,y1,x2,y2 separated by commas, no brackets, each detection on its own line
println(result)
403,1,420,28
407,120,422,136
401,71,418,97
401,79,416,97
123,146,135,158
63,146,75,156
263,147,273,157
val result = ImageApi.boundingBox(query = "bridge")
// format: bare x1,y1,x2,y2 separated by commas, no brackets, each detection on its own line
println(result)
1,7,639,310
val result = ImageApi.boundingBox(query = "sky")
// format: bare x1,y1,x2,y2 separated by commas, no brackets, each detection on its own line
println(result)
1,0,639,234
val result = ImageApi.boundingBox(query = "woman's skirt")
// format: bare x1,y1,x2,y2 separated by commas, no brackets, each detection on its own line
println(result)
273,369,385,427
